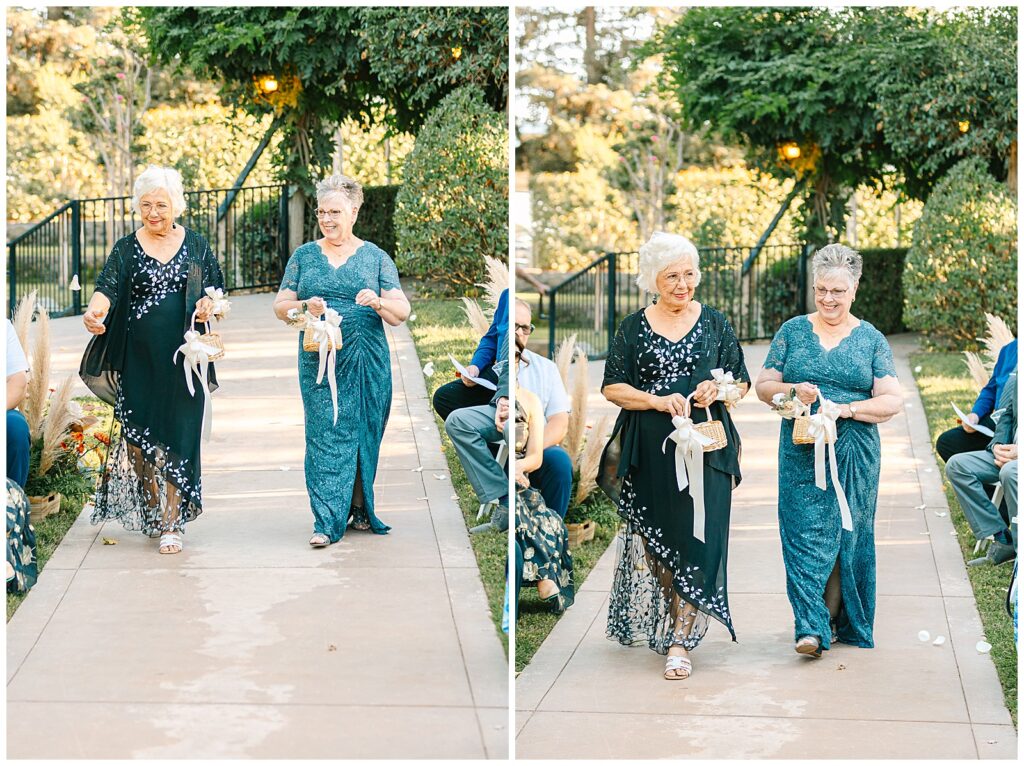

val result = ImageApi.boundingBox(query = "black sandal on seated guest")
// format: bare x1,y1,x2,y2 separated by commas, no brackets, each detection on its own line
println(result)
350,505,371,531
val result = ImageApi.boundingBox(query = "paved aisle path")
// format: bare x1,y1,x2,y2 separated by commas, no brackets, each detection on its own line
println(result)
7,294,507,759
516,338,1016,759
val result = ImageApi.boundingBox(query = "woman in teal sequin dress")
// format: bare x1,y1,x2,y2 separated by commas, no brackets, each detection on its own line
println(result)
756,245,902,657
273,175,410,546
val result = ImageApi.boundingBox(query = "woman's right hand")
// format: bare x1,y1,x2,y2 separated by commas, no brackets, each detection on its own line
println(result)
650,392,688,418
794,382,819,405
515,469,530,488
306,297,327,318
83,309,107,335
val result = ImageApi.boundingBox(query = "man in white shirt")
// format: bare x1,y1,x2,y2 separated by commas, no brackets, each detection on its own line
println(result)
7,320,30,487
514,299,573,518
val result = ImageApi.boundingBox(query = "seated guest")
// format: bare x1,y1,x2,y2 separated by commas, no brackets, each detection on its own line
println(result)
432,288,508,422
6,320,30,488
515,347,574,616
937,339,1017,463
7,478,38,594
946,370,1017,566
514,299,573,519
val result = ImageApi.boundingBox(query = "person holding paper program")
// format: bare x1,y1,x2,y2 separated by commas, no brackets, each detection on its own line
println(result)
936,339,1017,464
432,289,508,422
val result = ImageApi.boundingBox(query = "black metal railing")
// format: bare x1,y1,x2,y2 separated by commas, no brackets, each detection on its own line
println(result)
548,243,811,358
7,184,289,316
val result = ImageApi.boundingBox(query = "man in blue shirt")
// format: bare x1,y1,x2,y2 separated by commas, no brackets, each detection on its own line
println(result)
432,289,509,422
937,339,1017,463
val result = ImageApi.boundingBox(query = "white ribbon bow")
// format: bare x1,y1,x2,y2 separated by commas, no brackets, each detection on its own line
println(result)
710,368,742,405
173,311,219,441
203,286,231,319
311,308,343,426
661,396,715,542
807,394,853,532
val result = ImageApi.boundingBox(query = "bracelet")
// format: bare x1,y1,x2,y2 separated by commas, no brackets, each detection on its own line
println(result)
301,301,308,314
374,296,382,311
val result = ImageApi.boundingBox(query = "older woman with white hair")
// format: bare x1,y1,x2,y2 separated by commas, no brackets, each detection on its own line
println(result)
273,174,410,546
599,231,750,680
80,165,224,554
755,244,901,658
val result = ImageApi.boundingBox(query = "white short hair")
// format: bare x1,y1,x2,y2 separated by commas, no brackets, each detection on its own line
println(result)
133,165,186,217
316,174,363,213
812,244,862,287
635,231,701,294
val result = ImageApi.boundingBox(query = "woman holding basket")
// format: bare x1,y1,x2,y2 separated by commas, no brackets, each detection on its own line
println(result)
80,165,224,555
755,244,901,658
272,174,410,547
599,232,749,680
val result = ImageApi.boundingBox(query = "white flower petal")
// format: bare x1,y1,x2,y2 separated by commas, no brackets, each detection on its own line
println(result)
918,630,930,642
932,635,946,646
976,640,992,653
423,362,434,377
412,466,424,472
914,365,922,373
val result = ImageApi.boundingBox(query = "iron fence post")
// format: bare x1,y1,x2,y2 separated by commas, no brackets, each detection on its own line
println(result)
547,287,557,358
70,200,82,315
8,244,16,316
606,251,617,355
799,242,812,314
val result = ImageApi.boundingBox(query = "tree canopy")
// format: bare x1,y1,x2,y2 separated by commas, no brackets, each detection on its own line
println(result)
140,7,508,190
652,6,1017,240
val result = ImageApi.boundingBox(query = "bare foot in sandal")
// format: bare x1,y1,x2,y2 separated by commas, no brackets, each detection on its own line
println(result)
309,533,330,547
664,646,692,680
159,532,183,554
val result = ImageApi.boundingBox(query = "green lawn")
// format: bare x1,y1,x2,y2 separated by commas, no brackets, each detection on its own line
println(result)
406,299,508,652
911,351,1017,725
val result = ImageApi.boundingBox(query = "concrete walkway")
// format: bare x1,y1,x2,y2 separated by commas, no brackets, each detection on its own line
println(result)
516,337,1016,759
7,294,507,759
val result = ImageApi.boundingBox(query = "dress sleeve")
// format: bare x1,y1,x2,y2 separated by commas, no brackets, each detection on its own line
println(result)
279,250,300,293
94,243,122,303
378,248,401,292
719,316,750,383
602,320,630,388
763,322,789,372
872,331,898,379
202,239,224,291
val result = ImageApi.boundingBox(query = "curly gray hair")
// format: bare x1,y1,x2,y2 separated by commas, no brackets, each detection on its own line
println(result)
133,165,186,217
812,244,863,287
316,173,363,213
635,231,701,294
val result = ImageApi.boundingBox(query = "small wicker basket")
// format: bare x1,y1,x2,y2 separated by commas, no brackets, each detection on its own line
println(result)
303,323,342,352
792,396,833,445
686,393,727,452
198,328,225,362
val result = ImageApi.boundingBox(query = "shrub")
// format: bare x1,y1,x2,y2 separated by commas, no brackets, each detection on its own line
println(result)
855,248,908,334
356,185,400,256
395,86,507,290
759,253,803,337
237,199,283,288
903,158,1017,349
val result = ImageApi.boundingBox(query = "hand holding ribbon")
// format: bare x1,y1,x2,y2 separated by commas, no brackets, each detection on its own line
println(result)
710,368,742,406
311,308,343,425
661,393,715,542
203,286,231,319
173,310,219,441
807,393,853,531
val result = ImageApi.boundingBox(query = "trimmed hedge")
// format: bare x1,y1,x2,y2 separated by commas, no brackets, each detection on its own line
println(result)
855,248,908,335
903,157,1017,349
356,184,399,256
395,86,508,290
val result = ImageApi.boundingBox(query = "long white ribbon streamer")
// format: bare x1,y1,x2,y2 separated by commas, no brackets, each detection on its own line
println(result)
311,308,343,426
710,367,742,405
173,311,219,442
807,394,853,532
661,397,715,542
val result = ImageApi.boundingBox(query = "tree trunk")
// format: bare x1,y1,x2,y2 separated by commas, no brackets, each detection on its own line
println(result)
581,7,600,85
1008,140,1017,196
333,126,345,175
288,186,307,252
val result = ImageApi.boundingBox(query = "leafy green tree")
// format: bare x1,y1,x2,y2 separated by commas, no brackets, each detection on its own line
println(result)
140,7,508,193
395,86,507,289
653,7,1017,242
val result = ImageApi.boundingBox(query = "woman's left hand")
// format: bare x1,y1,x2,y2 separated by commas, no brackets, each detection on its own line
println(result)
194,296,215,323
515,470,530,488
355,289,381,310
691,379,718,408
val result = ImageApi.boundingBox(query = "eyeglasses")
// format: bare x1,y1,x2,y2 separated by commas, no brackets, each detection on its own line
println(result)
140,202,170,212
315,209,347,220
814,287,849,298
515,323,535,335
661,272,698,285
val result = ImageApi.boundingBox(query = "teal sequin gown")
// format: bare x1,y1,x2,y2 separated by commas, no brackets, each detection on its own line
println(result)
764,317,898,650
280,241,402,542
